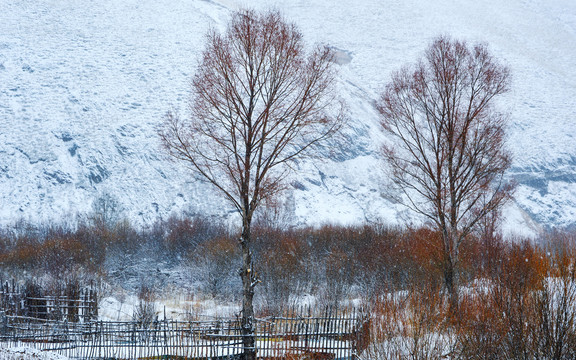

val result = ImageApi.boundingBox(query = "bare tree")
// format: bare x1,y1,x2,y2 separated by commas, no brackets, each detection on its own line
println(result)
377,36,513,303
160,9,340,360
90,191,123,230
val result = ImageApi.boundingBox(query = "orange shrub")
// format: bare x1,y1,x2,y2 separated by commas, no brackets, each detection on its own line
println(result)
39,235,92,275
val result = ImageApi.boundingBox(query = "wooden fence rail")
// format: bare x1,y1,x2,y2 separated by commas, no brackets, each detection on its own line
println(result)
0,279,97,322
0,306,368,359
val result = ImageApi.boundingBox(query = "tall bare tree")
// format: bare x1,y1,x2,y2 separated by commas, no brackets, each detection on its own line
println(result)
160,9,340,360
377,36,512,302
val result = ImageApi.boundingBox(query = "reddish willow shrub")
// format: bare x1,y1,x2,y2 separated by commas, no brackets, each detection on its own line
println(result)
0,235,92,274
367,234,576,360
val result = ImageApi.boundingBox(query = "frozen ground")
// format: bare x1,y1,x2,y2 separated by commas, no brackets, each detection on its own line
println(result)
98,294,239,321
0,0,574,233
0,347,68,360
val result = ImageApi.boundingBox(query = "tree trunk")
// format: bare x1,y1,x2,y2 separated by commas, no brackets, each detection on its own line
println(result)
240,221,256,360
443,258,454,293
443,251,459,314
442,226,459,314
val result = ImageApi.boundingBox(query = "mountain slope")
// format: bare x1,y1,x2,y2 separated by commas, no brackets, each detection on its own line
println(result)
0,0,574,232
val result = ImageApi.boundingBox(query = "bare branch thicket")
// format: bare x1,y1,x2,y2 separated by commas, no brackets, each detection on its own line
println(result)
160,9,341,360
530,236,576,360
377,36,513,302
366,285,453,360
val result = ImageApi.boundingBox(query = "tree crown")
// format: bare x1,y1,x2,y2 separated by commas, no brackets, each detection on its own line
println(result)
378,36,512,238
161,9,341,219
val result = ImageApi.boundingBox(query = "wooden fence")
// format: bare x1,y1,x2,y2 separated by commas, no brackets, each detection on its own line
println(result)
0,306,369,359
0,279,98,322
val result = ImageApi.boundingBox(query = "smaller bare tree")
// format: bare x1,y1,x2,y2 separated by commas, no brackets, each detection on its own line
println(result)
377,36,513,304
160,9,341,360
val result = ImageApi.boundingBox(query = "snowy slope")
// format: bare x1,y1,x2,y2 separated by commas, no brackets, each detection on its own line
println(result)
0,0,574,232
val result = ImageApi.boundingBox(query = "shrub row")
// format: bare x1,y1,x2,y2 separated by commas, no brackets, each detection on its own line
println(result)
0,215,574,314
366,233,576,359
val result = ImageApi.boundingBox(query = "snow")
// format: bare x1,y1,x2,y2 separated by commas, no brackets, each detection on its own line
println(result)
0,0,574,232
0,347,69,360
97,294,240,321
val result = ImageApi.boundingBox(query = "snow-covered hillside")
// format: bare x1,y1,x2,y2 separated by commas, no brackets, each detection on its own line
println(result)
1,0,574,233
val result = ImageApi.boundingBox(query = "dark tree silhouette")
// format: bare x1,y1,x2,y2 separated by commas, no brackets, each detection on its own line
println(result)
160,9,340,360
377,36,513,303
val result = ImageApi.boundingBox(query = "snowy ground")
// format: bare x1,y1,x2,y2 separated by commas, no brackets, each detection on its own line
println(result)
0,347,68,360
98,294,240,321
0,0,574,232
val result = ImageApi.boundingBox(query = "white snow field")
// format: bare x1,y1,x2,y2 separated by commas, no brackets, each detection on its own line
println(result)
0,0,575,233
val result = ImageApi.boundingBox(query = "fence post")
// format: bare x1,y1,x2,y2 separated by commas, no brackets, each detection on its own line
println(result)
0,310,6,337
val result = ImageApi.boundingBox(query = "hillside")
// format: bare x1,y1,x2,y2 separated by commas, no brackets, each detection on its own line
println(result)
1,0,574,233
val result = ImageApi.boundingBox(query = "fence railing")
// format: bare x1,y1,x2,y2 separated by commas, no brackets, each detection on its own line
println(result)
0,306,368,359
0,279,97,322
